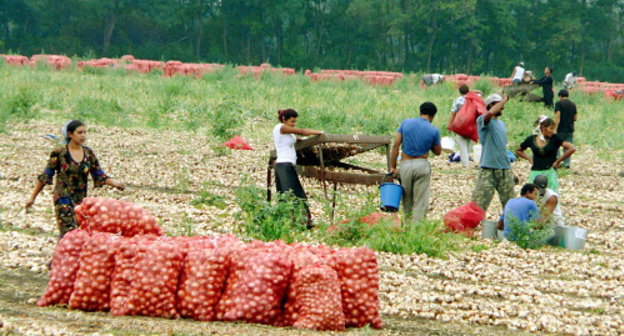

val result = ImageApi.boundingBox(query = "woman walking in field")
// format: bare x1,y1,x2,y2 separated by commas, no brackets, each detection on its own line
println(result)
515,116,575,193
25,120,125,237
531,67,554,109
273,109,323,228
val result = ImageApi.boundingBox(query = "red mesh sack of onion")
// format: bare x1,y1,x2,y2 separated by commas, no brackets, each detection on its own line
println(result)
74,197,162,236
110,235,157,315
122,238,185,318
280,247,345,331
216,242,292,325
332,247,383,329
37,229,90,307
69,232,121,311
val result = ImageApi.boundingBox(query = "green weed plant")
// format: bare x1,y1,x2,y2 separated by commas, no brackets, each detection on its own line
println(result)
507,216,554,249
234,177,309,243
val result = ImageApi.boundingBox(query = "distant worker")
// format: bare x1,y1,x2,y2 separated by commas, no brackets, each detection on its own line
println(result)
533,175,565,226
515,116,576,193
422,73,445,86
530,67,554,108
511,62,525,84
563,72,577,90
471,94,515,213
447,84,473,167
499,183,540,239
390,102,442,223
554,90,577,169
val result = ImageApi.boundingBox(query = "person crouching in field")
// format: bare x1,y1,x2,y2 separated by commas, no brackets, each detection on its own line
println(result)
273,109,323,228
389,102,442,223
25,120,125,238
471,94,515,213
499,183,540,239
514,116,576,193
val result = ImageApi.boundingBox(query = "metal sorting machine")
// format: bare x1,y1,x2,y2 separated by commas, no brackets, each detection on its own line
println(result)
267,133,392,216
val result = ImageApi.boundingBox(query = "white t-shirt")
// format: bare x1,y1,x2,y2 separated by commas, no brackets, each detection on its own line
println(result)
540,188,565,226
273,123,297,164
512,66,525,81
564,73,576,88
432,74,444,84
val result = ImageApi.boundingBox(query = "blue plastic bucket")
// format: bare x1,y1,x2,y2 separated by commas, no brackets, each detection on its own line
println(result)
379,182,403,212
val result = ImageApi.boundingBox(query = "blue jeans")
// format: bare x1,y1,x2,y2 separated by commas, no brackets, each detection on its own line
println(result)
558,132,574,167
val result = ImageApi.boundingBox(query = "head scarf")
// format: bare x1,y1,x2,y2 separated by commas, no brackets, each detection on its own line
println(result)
61,120,73,144
533,115,549,142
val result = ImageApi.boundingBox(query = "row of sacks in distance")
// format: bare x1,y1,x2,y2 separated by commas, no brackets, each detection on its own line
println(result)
37,230,383,331
0,53,402,85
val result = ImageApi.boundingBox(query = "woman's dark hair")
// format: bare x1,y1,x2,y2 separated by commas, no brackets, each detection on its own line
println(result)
535,117,555,128
545,66,553,74
459,84,470,95
521,183,538,196
278,108,298,122
65,120,85,143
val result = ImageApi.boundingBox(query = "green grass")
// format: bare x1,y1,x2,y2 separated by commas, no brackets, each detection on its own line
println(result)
1,61,622,150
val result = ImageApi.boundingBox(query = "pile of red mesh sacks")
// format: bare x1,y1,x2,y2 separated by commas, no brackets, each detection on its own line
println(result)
38,198,382,331
29,54,72,70
305,69,403,86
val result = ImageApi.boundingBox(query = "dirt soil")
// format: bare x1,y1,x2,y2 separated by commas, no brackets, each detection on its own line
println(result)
1,122,623,336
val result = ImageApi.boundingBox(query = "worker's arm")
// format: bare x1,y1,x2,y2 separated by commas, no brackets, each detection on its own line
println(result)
25,181,46,210
552,141,576,169
389,132,402,174
447,111,457,129
554,110,561,131
280,125,323,136
515,145,533,165
573,112,578,122
541,195,558,218
431,144,442,156
483,95,509,125
531,76,545,85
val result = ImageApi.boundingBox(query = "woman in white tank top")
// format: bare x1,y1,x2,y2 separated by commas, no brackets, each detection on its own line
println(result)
273,109,323,228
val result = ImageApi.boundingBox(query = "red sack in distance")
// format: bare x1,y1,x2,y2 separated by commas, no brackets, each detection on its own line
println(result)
223,136,253,150
443,201,486,232
448,91,486,142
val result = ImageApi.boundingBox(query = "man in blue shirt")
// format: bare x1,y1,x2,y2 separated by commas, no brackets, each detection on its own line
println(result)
500,183,540,239
390,102,442,223
471,93,516,213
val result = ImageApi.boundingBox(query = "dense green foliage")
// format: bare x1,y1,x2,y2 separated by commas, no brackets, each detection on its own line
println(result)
2,0,624,81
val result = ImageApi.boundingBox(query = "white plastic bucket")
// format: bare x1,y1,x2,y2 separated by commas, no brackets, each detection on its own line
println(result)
441,136,456,153
563,226,588,250
481,220,498,239
473,144,482,163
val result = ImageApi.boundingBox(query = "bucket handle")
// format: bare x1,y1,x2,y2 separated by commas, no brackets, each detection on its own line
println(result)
381,173,396,184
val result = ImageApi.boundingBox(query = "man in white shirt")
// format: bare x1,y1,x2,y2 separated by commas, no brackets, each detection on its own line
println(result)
563,72,577,90
533,175,565,226
510,62,525,84
422,73,445,86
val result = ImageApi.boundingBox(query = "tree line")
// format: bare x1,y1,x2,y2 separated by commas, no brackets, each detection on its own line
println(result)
1,0,623,82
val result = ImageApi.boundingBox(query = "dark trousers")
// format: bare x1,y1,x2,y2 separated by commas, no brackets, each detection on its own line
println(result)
557,132,574,167
274,162,312,227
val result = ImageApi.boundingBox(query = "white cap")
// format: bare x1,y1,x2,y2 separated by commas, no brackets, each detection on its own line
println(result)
484,93,502,106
